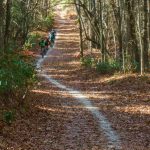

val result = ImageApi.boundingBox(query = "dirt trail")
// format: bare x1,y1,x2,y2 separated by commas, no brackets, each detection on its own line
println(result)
36,6,149,150
1,5,150,150
39,5,150,150
0,6,118,150
37,7,120,150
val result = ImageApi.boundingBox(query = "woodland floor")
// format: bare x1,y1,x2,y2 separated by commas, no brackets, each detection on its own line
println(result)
0,6,150,150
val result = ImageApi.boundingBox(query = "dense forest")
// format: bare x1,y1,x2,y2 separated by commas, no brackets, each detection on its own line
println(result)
0,0,150,149
0,0,55,107
0,0,149,103
0,0,56,50
74,0,150,75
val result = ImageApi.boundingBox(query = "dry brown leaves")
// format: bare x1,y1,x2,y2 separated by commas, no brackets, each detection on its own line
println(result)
1,6,150,150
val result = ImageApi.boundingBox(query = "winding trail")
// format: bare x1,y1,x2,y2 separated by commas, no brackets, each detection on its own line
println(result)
36,7,122,150
1,5,150,150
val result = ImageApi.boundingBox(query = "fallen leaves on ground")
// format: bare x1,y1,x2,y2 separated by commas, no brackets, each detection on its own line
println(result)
0,5,150,150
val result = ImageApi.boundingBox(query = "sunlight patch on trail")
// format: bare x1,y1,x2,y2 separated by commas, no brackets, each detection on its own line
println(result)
42,73,122,149
36,53,122,149
36,15,122,149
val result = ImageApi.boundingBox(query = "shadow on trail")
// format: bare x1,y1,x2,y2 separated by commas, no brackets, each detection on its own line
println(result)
28,77,108,149
38,5,150,150
44,16,150,150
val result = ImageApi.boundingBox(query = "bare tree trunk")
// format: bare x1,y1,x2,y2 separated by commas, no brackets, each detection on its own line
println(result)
99,0,105,62
143,0,149,71
137,0,144,75
74,0,83,58
126,0,140,64
4,0,12,51
0,1,4,50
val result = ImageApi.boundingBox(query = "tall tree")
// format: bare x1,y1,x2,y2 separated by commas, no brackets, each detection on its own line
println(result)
4,0,12,51
143,0,149,71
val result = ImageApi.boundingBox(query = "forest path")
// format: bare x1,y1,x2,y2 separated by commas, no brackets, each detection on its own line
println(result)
1,6,121,150
36,6,121,150
2,5,149,150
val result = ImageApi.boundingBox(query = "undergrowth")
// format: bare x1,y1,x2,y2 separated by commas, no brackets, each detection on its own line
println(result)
0,50,36,124
81,57,121,74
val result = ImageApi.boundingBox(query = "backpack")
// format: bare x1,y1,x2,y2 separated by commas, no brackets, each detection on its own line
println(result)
45,38,50,46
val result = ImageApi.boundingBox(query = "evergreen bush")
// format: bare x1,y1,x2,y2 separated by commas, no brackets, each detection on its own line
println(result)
96,60,121,74
0,51,36,95
81,57,95,68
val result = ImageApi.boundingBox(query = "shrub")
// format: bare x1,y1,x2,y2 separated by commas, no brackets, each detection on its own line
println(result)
0,51,36,95
81,57,95,68
44,16,54,29
96,61,111,74
124,59,140,73
96,60,121,74
23,41,33,50
111,60,121,71
23,33,41,50
3,111,14,125
80,56,122,74
123,55,140,72
39,15,54,30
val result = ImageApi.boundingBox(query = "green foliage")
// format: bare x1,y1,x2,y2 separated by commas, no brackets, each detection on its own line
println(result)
0,52,36,94
96,60,121,74
23,42,33,50
96,61,111,74
3,111,14,125
44,16,54,29
23,33,41,50
39,15,54,30
132,61,140,71
124,55,140,72
81,57,95,68
111,60,121,71
81,57,121,74
9,0,55,45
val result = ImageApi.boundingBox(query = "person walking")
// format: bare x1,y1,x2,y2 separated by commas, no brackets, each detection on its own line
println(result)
45,37,50,53
39,38,46,58
49,29,56,47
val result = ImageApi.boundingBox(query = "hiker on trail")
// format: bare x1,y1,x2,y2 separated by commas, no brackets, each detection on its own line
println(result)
45,37,50,52
39,38,45,51
39,38,46,58
48,29,56,48
48,31,51,40
49,29,56,43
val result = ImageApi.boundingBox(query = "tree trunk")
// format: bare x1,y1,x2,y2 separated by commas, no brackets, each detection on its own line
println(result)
143,0,149,71
126,0,140,65
0,1,4,50
4,0,12,51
